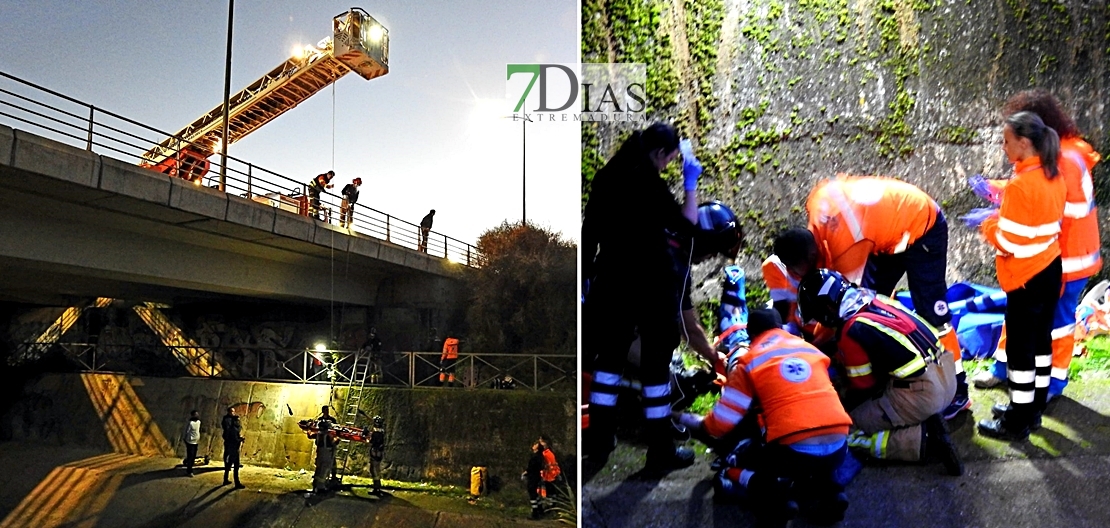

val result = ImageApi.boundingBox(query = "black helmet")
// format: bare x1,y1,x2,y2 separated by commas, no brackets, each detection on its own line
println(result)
373,415,384,427
694,201,743,259
797,269,855,327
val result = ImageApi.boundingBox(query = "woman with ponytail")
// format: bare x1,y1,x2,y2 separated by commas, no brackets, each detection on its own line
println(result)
976,111,1066,440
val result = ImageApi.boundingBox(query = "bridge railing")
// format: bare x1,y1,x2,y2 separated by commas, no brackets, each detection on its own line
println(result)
0,70,480,266
27,342,574,392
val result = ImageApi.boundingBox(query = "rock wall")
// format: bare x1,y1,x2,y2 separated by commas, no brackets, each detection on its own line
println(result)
583,0,1110,303
2,373,575,487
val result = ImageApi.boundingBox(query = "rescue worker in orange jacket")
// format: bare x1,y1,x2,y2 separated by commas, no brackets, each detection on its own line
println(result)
676,309,853,527
537,436,561,501
803,175,971,420
797,270,963,477
973,90,1101,403
762,227,837,347
971,112,1066,441
439,336,459,385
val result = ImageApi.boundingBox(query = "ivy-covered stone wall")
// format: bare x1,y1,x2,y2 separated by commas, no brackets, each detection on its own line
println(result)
583,0,1110,304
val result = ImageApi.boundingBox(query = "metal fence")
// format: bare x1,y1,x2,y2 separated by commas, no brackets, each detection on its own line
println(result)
36,342,575,392
0,70,480,266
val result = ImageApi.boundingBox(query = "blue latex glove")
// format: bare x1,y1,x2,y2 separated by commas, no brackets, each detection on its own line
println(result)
679,139,702,191
959,207,997,228
968,174,1001,204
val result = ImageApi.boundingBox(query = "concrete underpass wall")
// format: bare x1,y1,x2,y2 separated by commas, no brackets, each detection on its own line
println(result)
2,373,576,488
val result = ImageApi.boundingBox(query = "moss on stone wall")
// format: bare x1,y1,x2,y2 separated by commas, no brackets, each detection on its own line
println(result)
5,374,575,489
583,0,1109,294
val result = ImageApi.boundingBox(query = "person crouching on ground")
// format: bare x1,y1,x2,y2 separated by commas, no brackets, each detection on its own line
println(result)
797,269,963,476
675,309,853,527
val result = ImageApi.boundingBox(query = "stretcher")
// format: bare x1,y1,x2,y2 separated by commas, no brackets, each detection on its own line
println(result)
297,418,371,443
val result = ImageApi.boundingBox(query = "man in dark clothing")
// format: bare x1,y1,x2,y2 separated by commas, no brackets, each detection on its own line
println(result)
523,440,546,519
582,123,705,473
182,410,201,477
362,328,383,383
340,177,361,228
221,406,245,488
418,209,435,252
368,415,386,495
307,170,335,220
312,419,337,493
315,406,338,479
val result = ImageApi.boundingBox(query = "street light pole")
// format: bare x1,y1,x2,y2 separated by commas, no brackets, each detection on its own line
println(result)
219,0,235,192
522,117,526,225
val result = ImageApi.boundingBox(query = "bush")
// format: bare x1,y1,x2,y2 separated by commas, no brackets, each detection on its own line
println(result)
465,222,576,355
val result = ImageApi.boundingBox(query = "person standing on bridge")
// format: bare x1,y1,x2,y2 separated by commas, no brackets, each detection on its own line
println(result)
221,406,246,489
418,209,435,252
307,170,335,221
340,177,362,228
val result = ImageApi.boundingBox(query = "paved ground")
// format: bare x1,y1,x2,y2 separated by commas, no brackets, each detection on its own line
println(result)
0,443,569,528
583,379,1110,528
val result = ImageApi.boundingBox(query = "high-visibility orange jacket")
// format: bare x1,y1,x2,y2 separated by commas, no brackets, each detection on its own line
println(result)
761,255,835,344
441,337,459,360
541,448,560,482
979,156,1066,292
1059,138,1102,281
703,328,851,444
762,255,802,327
806,175,939,283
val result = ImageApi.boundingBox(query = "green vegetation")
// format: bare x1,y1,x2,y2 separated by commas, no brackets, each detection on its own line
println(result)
603,0,680,111
1071,336,1110,381
941,125,978,144
685,0,725,129
465,223,576,355
688,391,721,415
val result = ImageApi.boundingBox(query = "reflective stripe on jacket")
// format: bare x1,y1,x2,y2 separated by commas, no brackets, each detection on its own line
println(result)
837,297,942,392
762,255,802,326
979,156,1066,291
807,175,938,283
1059,138,1101,281
703,328,851,444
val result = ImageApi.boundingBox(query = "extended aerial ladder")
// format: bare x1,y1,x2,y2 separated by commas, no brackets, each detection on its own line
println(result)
141,7,389,182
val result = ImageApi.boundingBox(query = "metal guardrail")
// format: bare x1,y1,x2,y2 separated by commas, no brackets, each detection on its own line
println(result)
0,70,481,266
30,343,575,392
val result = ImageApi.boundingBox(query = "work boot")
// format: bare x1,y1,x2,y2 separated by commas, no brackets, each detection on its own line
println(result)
747,473,798,528
712,468,745,504
644,444,695,473
977,418,1030,441
807,492,850,526
990,403,1041,430
923,414,964,476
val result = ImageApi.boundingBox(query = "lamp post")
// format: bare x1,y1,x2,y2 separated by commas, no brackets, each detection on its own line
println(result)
219,0,235,192
521,115,526,225
501,113,532,225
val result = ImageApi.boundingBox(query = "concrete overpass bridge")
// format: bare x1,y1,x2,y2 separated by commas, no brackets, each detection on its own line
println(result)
0,122,470,311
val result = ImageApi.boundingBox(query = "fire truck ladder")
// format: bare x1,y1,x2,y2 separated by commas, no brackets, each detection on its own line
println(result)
141,8,389,173
334,350,372,481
